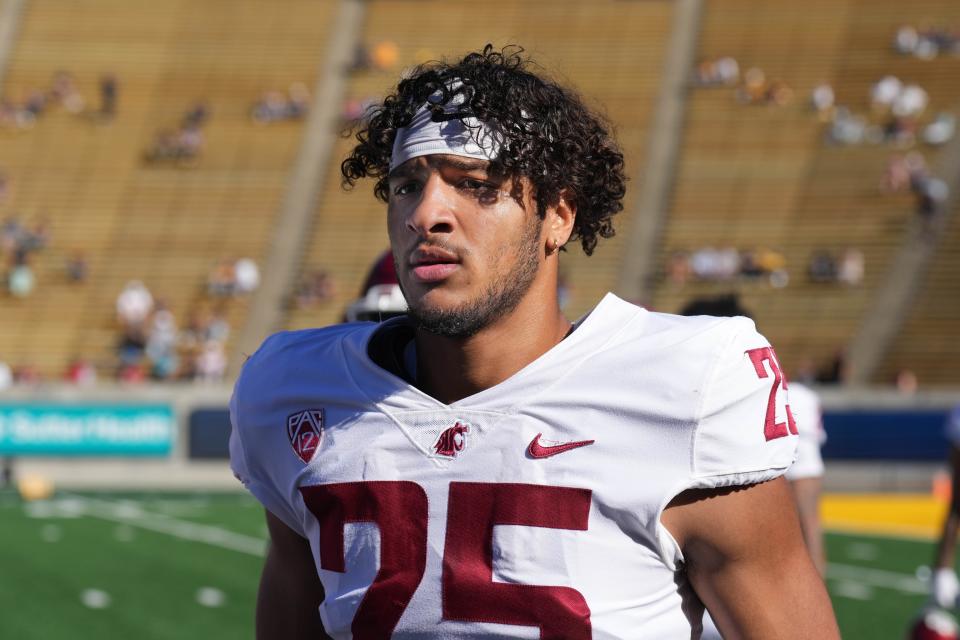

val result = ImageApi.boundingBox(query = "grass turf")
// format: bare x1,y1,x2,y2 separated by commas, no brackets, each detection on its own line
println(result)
0,490,945,638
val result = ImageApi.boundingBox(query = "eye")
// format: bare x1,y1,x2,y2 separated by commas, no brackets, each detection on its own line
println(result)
457,178,500,204
392,180,421,197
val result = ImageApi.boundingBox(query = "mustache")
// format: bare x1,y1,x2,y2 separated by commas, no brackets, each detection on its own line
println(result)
403,239,467,262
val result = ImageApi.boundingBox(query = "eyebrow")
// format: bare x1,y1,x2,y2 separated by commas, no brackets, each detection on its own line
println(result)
388,156,491,179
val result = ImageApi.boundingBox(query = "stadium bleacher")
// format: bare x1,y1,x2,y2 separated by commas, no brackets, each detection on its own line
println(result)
651,0,960,383
0,0,333,378
0,0,956,386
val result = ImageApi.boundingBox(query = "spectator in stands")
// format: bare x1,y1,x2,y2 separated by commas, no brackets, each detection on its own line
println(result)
65,358,97,386
881,152,927,192
827,107,868,145
894,25,920,55
666,250,692,285
756,248,787,283
23,90,47,119
251,91,289,124
893,84,928,119
13,363,41,385
738,250,764,279
194,340,227,383
917,176,950,223
65,250,88,283
837,248,864,286
810,82,835,122
690,246,721,280
693,56,739,87
808,250,838,283
233,257,260,295
116,280,154,328
100,74,118,119
894,25,960,59
895,369,919,394
341,95,379,125
182,102,209,129
294,268,336,308
370,40,399,71
923,112,956,146
206,309,230,344
207,259,236,297
348,43,373,73
144,103,209,166
737,67,767,104
49,71,85,114
871,75,903,113
251,83,310,124
145,301,179,380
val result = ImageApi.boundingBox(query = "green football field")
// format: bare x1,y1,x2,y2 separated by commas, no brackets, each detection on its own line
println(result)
0,490,939,638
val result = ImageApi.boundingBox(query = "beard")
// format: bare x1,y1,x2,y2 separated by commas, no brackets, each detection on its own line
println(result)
404,217,543,339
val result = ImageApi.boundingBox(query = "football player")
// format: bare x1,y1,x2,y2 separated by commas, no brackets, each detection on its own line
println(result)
931,404,960,609
230,45,839,638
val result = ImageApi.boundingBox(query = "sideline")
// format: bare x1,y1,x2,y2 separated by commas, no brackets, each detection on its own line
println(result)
826,562,927,595
37,493,268,557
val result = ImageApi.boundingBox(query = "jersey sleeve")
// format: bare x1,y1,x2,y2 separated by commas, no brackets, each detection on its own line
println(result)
229,338,308,538
691,317,798,488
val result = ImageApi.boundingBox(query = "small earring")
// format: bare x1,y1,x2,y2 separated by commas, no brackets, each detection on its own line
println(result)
549,238,559,254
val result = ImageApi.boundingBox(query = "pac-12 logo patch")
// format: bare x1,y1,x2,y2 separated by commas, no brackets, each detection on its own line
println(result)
433,422,470,458
287,409,324,463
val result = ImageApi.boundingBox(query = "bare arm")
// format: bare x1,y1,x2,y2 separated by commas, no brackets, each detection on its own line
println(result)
663,477,839,639
257,509,330,640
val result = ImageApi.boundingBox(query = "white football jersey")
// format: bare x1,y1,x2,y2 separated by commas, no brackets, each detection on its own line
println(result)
230,293,798,639
784,383,825,481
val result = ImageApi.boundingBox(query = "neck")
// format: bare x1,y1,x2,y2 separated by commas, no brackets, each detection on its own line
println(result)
413,290,570,404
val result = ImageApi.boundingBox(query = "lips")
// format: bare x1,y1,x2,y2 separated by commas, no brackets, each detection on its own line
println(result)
409,246,461,283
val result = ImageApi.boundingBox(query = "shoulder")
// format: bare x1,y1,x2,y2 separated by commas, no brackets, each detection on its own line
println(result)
237,323,375,390
231,322,381,439
601,299,764,372
243,323,370,368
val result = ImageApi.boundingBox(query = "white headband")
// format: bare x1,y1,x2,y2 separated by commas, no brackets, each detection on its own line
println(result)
390,84,502,171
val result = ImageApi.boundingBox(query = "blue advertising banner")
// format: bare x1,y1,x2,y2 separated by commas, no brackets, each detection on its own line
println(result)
0,404,175,455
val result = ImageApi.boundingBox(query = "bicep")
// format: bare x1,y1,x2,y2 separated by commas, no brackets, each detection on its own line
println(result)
257,509,330,640
662,478,839,639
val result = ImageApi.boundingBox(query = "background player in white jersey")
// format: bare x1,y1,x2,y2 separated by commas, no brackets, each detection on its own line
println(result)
230,45,839,638
784,382,827,575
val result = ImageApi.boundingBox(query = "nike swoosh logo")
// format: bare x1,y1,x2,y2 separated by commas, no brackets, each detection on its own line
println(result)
527,433,595,459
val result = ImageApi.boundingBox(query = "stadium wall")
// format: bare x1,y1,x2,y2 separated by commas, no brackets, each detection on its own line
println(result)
1,385,958,491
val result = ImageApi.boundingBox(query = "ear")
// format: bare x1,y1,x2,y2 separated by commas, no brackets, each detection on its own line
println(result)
544,189,576,253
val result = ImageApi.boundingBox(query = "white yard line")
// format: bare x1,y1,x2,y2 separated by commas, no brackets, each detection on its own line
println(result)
826,563,927,595
24,496,936,593
59,493,267,557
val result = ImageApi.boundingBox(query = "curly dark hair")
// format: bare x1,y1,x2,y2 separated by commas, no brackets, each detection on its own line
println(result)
341,44,626,256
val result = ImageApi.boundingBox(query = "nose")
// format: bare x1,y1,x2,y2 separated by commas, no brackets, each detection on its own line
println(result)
405,173,455,237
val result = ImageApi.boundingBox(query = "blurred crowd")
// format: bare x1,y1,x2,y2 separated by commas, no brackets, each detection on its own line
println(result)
893,24,960,60
115,279,232,383
666,247,789,288
0,71,118,129
144,102,209,166
2,216,50,298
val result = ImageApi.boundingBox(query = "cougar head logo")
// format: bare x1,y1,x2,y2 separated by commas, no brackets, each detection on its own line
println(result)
434,422,470,458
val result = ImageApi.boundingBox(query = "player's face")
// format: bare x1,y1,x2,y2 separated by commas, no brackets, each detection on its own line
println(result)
387,154,545,338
